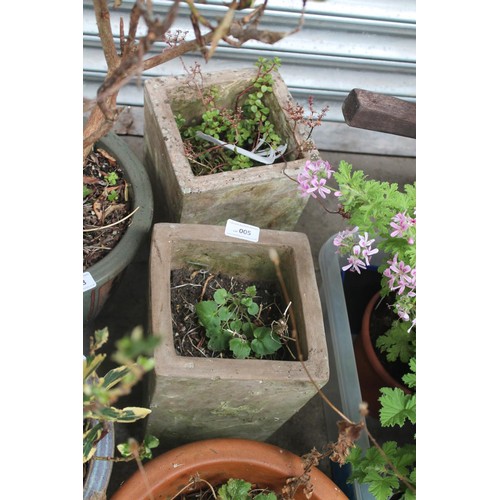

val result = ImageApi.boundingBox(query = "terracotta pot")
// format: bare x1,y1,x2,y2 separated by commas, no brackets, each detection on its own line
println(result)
354,291,411,414
111,438,347,499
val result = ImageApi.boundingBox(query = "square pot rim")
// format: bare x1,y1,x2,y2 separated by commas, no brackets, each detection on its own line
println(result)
144,68,315,191
149,223,329,385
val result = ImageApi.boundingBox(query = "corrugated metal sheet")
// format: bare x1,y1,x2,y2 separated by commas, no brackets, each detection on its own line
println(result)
83,0,415,155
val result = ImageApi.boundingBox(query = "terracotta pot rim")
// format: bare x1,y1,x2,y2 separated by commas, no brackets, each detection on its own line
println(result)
361,291,410,392
111,438,347,500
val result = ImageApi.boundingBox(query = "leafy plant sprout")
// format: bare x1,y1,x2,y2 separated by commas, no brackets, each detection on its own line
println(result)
83,326,161,466
195,284,291,359
168,477,278,500
175,56,329,176
178,57,286,175
294,159,417,499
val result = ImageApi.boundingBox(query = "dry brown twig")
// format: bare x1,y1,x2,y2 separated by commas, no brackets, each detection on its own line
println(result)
84,0,310,161
268,248,413,498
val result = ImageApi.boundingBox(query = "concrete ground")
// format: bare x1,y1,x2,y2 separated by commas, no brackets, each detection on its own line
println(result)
84,132,416,498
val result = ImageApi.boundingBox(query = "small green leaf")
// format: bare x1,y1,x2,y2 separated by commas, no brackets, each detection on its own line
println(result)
95,406,151,423
207,330,232,352
214,288,229,305
218,478,252,500
229,338,252,359
365,469,400,500
246,302,259,316
229,320,243,332
379,388,416,427
101,365,130,390
218,306,233,321
254,493,277,500
196,301,219,328
83,422,103,463
251,327,281,356
144,434,159,449
245,286,256,297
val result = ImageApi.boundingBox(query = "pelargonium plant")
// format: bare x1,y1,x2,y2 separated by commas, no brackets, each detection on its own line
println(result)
296,158,416,500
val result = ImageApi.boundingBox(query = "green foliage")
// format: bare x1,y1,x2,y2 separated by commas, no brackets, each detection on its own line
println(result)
346,358,416,498
107,190,119,202
347,440,416,500
195,286,283,359
333,160,416,271
83,185,92,198
180,57,285,175
331,161,417,497
105,171,119,185
83,326,161,464
217,478,277,500
376,319,416,364
117,434,160,461
333,161,416,500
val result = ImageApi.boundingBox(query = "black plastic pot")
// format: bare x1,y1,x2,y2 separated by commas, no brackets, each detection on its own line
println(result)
83,131,153,323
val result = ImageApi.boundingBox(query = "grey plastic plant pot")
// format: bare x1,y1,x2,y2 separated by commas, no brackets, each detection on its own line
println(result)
83,420,114,500
83,131,154,324
318,235,375,500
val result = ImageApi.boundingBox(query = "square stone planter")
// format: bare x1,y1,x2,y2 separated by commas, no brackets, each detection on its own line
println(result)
146,223,329,448
143,68,317,230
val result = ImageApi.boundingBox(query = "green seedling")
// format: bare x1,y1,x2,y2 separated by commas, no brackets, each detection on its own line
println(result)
195,285,283,359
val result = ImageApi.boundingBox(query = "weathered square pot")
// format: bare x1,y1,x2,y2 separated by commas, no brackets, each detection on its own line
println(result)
143,68,317,229
146,223,329,448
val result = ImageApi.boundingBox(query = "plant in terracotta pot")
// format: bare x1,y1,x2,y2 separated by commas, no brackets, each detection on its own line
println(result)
83,0,309,322
110,438,349,499
295,159,416,499
83,326,161,499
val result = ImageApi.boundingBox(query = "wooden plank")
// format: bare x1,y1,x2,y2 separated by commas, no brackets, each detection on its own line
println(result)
342,88,416,138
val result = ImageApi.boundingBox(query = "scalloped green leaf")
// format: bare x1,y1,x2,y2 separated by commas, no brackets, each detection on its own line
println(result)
251,327,281,356
379,387,416,427
218,478,252,500
229,338,252,359
214,288,229,305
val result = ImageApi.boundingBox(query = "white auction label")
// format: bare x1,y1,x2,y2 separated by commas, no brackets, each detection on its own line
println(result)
225,219,260,242
83,272,97,292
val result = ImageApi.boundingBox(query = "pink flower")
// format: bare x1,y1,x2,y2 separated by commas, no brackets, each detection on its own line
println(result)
296,160,334,198
389,212,416,240
342,245,367,274
358,232,379,265
307,177,331,199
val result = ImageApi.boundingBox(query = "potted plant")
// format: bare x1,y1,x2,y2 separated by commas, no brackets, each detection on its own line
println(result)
143,56,327,229
145,222,330,449
83,129,154,324
83,0,307,323
83,326,160,499
295,158,416,499
110,438,348,499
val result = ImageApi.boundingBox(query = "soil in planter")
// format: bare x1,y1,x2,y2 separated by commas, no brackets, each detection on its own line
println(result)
83,147,132,270
170,268,296,360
